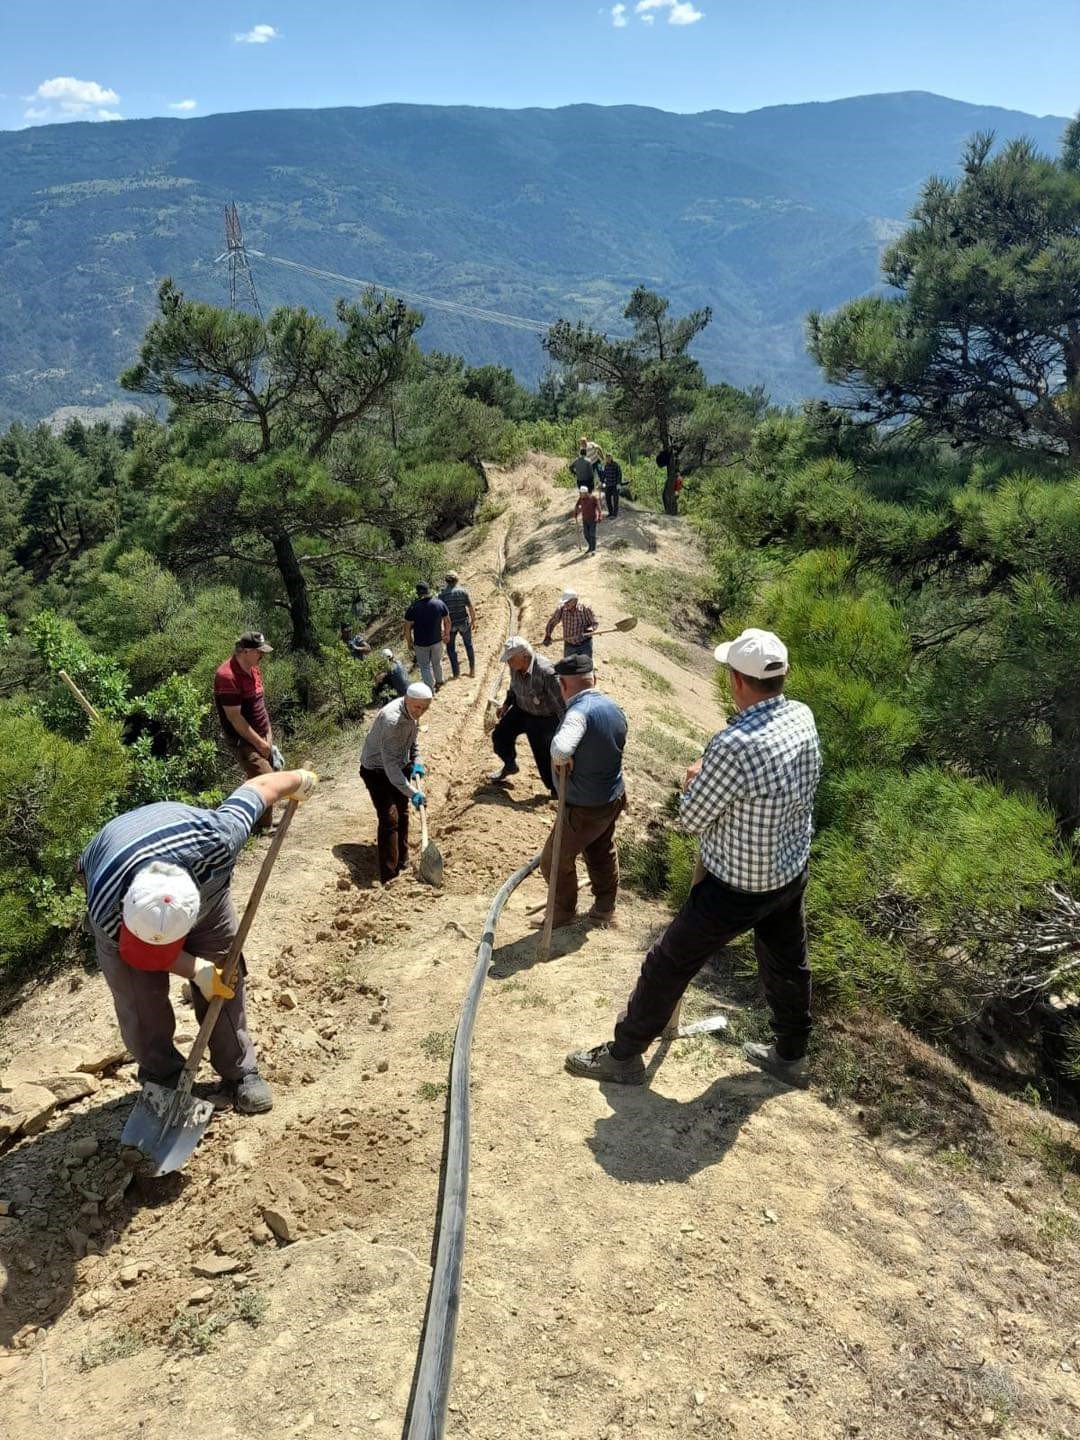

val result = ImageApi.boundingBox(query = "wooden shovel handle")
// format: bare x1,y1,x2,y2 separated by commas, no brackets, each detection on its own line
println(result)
538,768,568,960
58,669,102,723
178,797,300,1091
419,802,430,852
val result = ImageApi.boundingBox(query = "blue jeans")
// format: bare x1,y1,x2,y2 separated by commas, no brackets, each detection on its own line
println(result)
447,624,475,676
564,637,593,659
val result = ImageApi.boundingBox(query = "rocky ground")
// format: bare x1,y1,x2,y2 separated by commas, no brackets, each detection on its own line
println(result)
0,454,1078,1440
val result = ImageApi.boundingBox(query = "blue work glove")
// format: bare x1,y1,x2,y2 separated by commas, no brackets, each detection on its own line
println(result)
410,762,426,779
410,790,426,810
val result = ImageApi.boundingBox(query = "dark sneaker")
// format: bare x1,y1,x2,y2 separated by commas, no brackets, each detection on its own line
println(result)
742,1043,808,1088
230,1072,274,1114
489,764,520,785
565,1042,646,1086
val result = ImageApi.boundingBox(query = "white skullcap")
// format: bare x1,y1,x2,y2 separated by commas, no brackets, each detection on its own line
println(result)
406,682,433,701
382,648,394,660
559,589,577,604
578,485,589,493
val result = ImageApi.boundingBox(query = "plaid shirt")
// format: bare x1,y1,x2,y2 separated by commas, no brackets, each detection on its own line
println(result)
546,602,598,645
679,696,821,893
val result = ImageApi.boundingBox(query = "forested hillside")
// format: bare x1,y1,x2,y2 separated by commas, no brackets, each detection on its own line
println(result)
0,92,1068,423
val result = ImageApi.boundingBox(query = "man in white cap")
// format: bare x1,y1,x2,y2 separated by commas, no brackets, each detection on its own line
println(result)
489,636,565,794
566,628,822,1087
374,647,410,700
543,590,599,659
78,767,319,1114
359,682,433,883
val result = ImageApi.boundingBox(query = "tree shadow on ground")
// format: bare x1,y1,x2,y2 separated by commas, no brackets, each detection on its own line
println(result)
0,1091,186,1346
331,842,381,889
587,1059,786,1184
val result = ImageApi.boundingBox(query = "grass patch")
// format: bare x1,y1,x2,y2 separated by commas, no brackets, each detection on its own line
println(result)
609,657,674,695
476,495,508,524
638,724,701,767
516,989,554,1011
647,705,710,744
235,1288,269,1326
648,635,693,667
417,1080,448,1102
168,1308,233,1354
420,1030,454,1062
79,1327,144,1371
1026,1124,1080,1184
616,563,707,631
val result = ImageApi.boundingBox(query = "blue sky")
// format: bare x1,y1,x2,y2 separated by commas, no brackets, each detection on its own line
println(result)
1,0,1076,132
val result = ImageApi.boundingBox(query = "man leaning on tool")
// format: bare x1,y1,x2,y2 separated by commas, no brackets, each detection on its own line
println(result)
360,681,434,883
78,768,319,1115
214,631,279,834
534,652,628,931
566,628,822,1087
489,636,565,794
543,589,599,659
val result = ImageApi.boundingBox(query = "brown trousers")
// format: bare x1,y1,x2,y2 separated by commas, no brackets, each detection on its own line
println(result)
361,765,411,883
540,793,626,922
231,738,273,832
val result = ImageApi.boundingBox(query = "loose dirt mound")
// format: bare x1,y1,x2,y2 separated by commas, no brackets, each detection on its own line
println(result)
1,454,1078,1439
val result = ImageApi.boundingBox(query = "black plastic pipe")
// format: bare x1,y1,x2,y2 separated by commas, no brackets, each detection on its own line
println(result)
403,850,542,1440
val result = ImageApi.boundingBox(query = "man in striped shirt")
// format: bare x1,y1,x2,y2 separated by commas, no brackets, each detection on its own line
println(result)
566,628,821,1088
78,768,317,1114
438,571,477,680
542,590,599,659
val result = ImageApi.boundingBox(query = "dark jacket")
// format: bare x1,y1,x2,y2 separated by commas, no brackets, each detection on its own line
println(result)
504,654,565,719
602,459,622,489
570,454,595,490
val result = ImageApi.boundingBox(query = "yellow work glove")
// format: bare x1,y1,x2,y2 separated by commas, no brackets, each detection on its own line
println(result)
292,768,319,801
192,960,235,1002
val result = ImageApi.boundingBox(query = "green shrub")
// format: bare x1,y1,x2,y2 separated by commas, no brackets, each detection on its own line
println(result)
0,707,128,972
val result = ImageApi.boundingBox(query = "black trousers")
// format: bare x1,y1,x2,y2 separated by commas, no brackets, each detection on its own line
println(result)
612,868,811,1061
604,485,620,517
492,705,558,793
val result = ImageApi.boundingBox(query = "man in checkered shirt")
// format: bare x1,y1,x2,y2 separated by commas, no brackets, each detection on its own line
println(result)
566,627,822,1088
542,589,599,658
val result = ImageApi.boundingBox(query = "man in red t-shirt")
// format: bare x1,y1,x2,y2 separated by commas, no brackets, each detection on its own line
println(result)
573,486,603,555
214,632,276,832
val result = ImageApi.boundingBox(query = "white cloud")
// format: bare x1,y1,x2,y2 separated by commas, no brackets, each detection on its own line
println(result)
23,75,122,124
611,3,628,25
635,0,704,22
234,23,279,43
169,98,198,111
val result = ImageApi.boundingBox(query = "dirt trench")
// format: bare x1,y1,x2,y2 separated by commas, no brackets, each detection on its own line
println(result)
1,454,1078,1440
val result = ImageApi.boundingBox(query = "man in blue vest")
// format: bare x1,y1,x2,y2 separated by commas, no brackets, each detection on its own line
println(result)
535,652,628,930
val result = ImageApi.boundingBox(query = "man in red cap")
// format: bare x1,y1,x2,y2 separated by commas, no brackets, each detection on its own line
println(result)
78,768,317,1114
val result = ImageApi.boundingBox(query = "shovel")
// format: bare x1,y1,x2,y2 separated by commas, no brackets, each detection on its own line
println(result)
417,803,444,887
120,798,300,1176
536,767,568,961
593,617,638,637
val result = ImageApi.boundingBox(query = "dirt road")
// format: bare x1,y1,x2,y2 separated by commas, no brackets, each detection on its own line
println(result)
1,455,1077,1440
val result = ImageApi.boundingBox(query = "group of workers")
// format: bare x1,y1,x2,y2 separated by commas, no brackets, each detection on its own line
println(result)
78,468,822,1133
571,436,625,555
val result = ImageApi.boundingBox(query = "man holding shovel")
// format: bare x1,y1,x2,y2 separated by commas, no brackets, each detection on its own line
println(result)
78,768,318,1115
534,653,628,933
565,628,821,1087
543,590,599,660
489,636,565,794
360,681,434,883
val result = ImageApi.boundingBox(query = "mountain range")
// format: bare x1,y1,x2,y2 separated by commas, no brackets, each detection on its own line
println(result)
0,92,1068,425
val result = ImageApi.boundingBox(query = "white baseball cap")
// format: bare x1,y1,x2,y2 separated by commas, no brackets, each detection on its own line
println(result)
559,589,578,604
406,681,433,701
120,862,201,971
714,628,789,680
578,485,589,493
382,648,394,660
500,635,531,661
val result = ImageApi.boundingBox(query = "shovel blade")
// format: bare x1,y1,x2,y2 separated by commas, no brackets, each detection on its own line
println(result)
120,1082,216,1177
419,841,444,888
614,616,638,632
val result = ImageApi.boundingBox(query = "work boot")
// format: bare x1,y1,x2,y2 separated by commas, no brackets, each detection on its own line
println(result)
528,910,576,931
223,1072,274,1114
469,667,476,678
489,763,519,785
586,907,618,928
741,1043,808,1088
565,1042,645,1086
